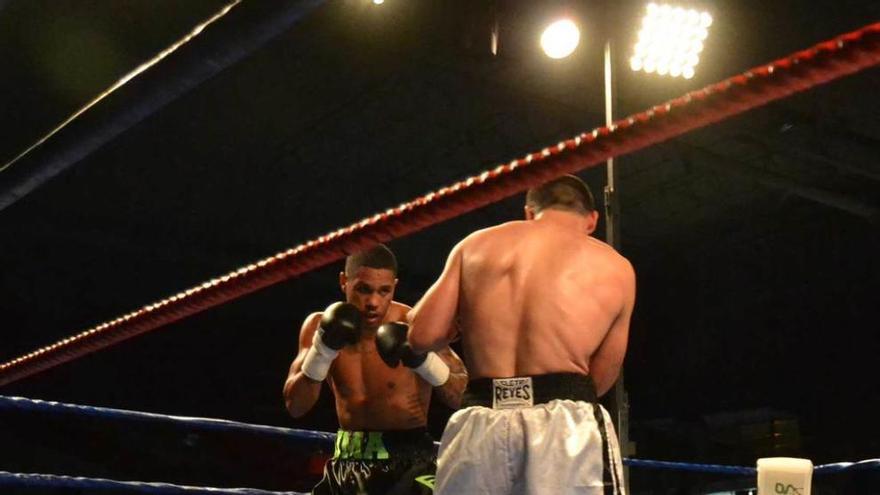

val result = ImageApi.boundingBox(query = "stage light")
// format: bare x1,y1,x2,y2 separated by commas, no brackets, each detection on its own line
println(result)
540,19,581,59
630,3,712,78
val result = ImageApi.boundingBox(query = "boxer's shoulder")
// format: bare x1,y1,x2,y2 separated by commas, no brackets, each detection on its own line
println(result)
297,311,324,344
459,221,526,247
387,301,412,321
302,311,323,329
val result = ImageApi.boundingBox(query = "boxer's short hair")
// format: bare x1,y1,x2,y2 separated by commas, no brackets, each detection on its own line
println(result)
345,244,398,277
526,174,596,214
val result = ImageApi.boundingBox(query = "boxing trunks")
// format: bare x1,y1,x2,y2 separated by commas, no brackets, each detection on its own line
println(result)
312,427,437,495
435,373,625,495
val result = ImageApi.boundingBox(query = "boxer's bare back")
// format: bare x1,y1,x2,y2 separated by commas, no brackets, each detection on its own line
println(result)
410,210,635,395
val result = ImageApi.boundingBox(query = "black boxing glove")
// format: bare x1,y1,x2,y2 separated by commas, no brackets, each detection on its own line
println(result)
318,302,362,350
301,302,362,381
376,322,450,386
375,322,412,367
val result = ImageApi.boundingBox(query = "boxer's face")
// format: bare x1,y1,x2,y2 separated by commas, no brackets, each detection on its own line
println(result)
339,267,397,329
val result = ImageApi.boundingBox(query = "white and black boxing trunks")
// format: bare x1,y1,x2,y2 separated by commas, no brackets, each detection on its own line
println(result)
435,373,625,495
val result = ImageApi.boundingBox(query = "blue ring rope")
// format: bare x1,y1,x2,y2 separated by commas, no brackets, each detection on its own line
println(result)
814,459,880,475
4,395,878,478
0,395,334,445
622,458,757,476
0,470,304,494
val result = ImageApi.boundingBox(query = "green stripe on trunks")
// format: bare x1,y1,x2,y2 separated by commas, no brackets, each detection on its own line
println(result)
333,430,390,460
415,475,436,489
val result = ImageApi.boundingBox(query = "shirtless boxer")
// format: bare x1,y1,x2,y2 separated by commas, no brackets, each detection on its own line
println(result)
380,175,635,494
283,244,468,495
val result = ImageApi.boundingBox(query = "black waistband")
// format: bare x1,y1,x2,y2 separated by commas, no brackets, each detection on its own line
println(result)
462,372,598,408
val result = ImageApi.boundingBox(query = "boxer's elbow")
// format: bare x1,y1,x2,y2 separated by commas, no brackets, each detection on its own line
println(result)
286,399,309,418
282,379,302,418
592,364,622,397
408,329,434,354
410,321,452,353
594,377,614,398
283,375,319,418
408,298,458,352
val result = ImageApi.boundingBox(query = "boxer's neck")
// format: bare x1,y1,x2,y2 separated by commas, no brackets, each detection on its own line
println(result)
534,209,591,231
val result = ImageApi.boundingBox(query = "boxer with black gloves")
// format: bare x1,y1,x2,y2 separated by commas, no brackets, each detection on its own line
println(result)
283,244,467,495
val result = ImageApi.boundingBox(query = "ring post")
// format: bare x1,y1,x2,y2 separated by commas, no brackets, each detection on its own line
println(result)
757,457,813,495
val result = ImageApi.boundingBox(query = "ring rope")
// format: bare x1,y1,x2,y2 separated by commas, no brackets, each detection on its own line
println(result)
0,395,333,445
1,22,878,386
0,0,243,178
623,459,756,476
0,471,304,495
5,394,879,477
813,459,880,475
0,0,328,212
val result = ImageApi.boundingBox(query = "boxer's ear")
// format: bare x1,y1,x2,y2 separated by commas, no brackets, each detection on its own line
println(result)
339,271,347,293
585,210,599,234
524,205,536,220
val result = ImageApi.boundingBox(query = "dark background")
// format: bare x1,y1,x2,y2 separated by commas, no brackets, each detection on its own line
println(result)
0,0,878,493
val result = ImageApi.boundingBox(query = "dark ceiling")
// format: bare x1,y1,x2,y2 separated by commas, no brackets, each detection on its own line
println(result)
1,0,879,467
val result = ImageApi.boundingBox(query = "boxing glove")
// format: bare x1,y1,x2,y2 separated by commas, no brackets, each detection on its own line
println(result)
376,322,450,386
301,302,362,381
318,302,362,350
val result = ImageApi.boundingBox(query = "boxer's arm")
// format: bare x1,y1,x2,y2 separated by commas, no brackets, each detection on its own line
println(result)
283,313,324,418
590,261,636,396
408,243,463,353
433,347,468,409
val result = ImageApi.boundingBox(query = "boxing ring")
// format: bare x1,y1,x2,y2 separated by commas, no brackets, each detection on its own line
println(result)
2,395,878,493
1,9,879,494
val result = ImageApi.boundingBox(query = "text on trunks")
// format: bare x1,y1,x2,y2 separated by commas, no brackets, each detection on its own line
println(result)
492,377,534,409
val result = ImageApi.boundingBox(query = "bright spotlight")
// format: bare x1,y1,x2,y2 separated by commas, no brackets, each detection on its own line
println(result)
540,19,580,59
630,56,643,71
630,3,712,78
372,0,384,4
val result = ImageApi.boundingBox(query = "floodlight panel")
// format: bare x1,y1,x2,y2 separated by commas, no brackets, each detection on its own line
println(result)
631,3,712,78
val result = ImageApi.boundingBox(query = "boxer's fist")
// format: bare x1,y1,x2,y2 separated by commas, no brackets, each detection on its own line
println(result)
318,302,362,350
376,322,426,368
399,342,428,368
376,322,450,386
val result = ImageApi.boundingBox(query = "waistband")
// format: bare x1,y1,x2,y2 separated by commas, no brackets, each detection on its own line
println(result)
461,372,598,409
333,427,434,460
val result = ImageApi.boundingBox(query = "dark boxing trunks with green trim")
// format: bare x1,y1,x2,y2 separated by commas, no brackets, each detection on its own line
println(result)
312,427,436,495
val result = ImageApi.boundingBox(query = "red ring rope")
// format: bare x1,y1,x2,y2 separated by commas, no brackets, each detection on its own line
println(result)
2,22,878,386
